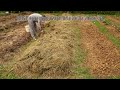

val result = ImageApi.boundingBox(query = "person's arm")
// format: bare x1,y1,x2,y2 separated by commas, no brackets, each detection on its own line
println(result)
28,15,37,40
29,28,36,40
37,16,45,31
37,17,42,31
28,22,37,40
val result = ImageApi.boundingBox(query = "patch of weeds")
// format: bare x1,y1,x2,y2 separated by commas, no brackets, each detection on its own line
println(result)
93,21,120,49
72,29,93,79
102,19,111,25
0,65,19,79
107,76,120,79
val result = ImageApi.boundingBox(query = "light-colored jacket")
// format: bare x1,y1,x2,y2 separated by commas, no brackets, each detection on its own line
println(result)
27,13,43,39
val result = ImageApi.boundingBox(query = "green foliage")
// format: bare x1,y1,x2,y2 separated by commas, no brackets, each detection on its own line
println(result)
72,29,93,79
93,21,120,49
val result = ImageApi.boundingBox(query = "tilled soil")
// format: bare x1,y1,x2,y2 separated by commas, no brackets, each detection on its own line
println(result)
78,21,120,78
0,14,31,63
102,16,120,39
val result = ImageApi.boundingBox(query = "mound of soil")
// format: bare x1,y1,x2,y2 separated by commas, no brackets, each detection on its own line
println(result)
12,20,75,78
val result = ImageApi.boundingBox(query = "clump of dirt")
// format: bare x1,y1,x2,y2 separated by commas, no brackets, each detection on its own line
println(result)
0,25,6,32
12,20,75,78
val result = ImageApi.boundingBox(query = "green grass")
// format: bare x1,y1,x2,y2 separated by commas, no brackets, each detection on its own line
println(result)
2,73,18,79
0,65,19,79
72,28,94,79
115,25,120,31
107,76,120,79
103,16,120,31
102,19,111,25
103,17,120,29
93,21,120,49
0,11,7,16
